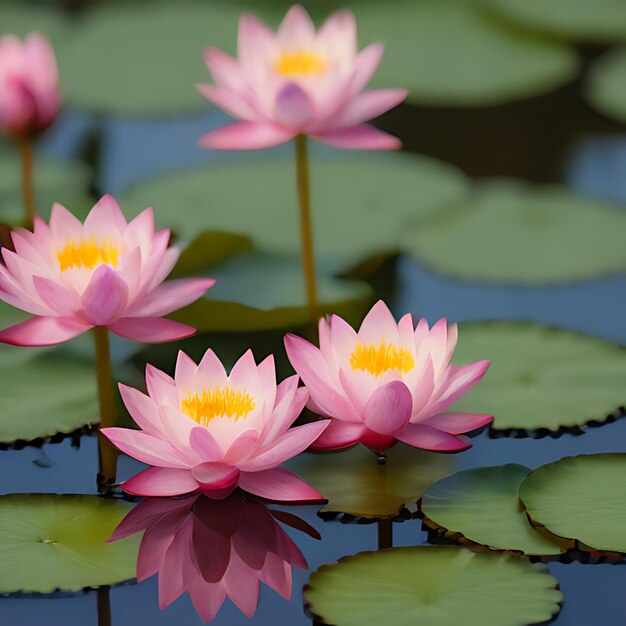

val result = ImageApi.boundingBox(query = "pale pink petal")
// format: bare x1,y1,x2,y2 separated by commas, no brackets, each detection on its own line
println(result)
102,427,189,468
229,349,261,390
0,315,91,346
177,350,198,397
334,89,407,127
223,552,261,616
428,360,490,415
80,265,129,326
189,426,224,461
84,194,127,237
225,430,259,465
422,412,493,435
315,124,402,150
195,348,228,390
274,82,316,129
23,33,58,89
238,13,276,71
261,375,303,443
318,9,357,63
362,380,412,435
32,276,80,315
196,83,257,120
238,467,323,501
310,419,365,450
145,364,178,406
202,47,246,92
199,121,296,150
118,383,163,436
277,5,315,43
396,423,472,452
257,354,277,415
358,300,399,343
108,317,196,343
126,277,215,317
48,202,82,239
349,43,385,95
121,466,199,497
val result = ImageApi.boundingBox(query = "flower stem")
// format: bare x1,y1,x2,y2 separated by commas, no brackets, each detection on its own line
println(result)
97,587,111,626
377,518,393,550
16,135,35,229
294,134,318,326
92,326,118,491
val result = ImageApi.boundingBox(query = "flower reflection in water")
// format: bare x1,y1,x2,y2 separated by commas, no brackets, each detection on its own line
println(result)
109,491,319,623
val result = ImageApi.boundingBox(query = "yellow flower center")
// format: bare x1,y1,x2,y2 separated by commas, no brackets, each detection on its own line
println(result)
181,386,256,426
57,237,119,272
275,50,327,76
350,340,415,377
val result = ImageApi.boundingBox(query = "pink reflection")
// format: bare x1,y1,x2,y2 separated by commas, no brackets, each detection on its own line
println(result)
110,491,319,622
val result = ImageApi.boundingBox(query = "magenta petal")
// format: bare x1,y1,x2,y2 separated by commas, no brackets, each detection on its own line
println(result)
108,317,196,343
239,467,323,502
191,462,240,492
422,412,494,435
310,419,365,451
315,124,402,150
396,423,472,452
274,82,315,129
121,467,199,497
192,515,231,583
0,315,91,346
102,427,187,467
80,265,129,326
362,381,412,435
158,520,194,608
199,121,296,150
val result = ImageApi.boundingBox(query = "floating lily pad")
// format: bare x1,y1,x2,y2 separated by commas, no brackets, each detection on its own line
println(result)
520,454,626,554
358,2,577,107
285,443,455,520
0,494,139,594
490,0,626,44
173,251,373,332
123,153,468,275
403,180,626,284
585,48,626,124
305,547,563,626
452,321,626,436
421,465,563,556
0,154,92,226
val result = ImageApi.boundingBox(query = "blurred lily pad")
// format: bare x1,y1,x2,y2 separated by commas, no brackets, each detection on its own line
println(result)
519,454,626,554
403,180,626,284
358,1,577,107
0,494,138,593
285,443,455,520
173,251,373,332
0,154,92,226
490,0,626,44
123,153,468,275
585,48,626,124
305,547,563,626
0,5,68,42
453,321,626,436
421,464,564,556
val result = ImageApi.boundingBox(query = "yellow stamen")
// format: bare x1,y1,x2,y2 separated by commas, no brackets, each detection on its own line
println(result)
350,340,415,377
57,237,119,272
275,50,327,76
181,386,256,426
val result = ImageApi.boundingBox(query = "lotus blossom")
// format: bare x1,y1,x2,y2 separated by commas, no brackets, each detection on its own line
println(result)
102,348,328,500
197,4,407,150
284,300,492,453
110,492,316,623
0,195,214,346
0,33,60,136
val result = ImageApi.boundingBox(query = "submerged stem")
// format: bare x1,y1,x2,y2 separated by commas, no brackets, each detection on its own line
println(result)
377,518,393,550
17,135,35,229
92,326,118,491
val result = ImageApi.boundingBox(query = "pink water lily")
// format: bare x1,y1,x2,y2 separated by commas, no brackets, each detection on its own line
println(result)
0,33,60,136
284,300,492,453
110,492,314,623
0,195,214,346
103,348,328,500
198,4,407,150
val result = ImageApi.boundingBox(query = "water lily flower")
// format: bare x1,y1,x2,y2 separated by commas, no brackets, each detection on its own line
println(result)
0,195,214,346
110,492,314,623
0,33,60,136
102,348,328,500
197,4,407,150
284,300,492,453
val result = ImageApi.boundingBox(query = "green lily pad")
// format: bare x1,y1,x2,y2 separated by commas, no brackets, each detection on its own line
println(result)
122,153,468,275
519,454,626,554
585,48,626,124
452,321,626,435
403,179,626,284
0,5,69,43
489,0,626,44
0,154,92,226
0,494,139,594
285,443,455,520
305,547,563,626
358,1,577,107
421,465,564,556
172,251,373,332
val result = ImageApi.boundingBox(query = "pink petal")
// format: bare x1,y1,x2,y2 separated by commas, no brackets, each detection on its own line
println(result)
108,316,196,343
80,265,129,326
310,419,365,451
422,412,493,435
396,423,472,452
127,277,215,317
225,430,259,465
315,124,402,150
358,299,398,343
239,467,323,501
350,43,385,95
158,519,194,608
260,555,293,599
362,380,412,435
196,83,257,120
223,551,261,617
195,348,228,390
202,47,246,93
118,384,162,435
84,194,127,237
145,364,178,406
32,277,80,315
102,427,188,468
189,579,227,624
189,426,224,461
49,202,82,239
318,9,357,62
122,466,200,496
238,13,275,71
274,82,315,129
428,360,490,414
277,5,315,43
199,121,296,150
191,462,240,491
23,34,58,89
335,89,408,127
192,515,231,583
0,315,91,346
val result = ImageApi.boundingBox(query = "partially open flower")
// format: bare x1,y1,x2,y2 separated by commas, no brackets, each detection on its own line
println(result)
103,348,328,500
0,195,214,345
285,300,493,453
198,4,407,150
0,33,60,136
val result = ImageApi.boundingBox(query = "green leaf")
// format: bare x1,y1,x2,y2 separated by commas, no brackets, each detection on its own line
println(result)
357,1,577,107
519,454,626,554
172,251,373,332
452,321,626,435
285,444,455,520
489,0,626,44
305,546,563,626
585,48,626,124
0,494,138,594
122,153,468,275
421,464,564,555
403,179,626,284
